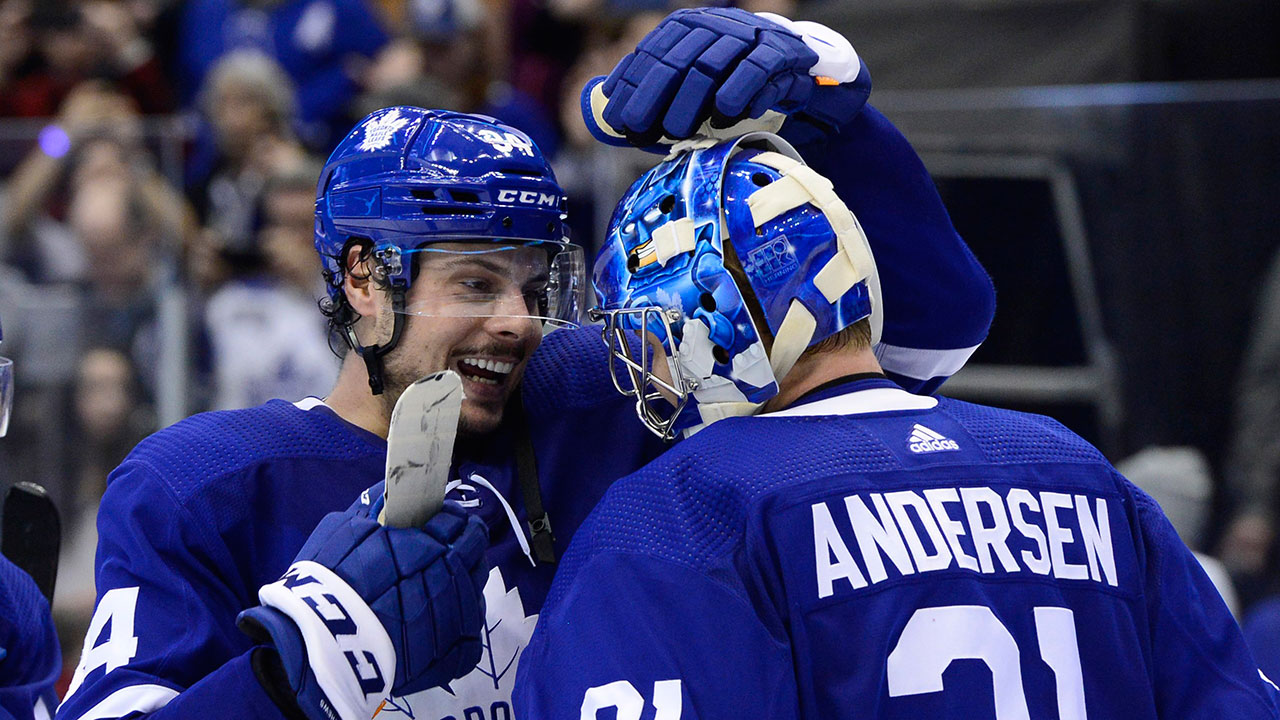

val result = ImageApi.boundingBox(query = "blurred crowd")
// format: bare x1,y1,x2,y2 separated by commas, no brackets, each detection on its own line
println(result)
0,0,1278,694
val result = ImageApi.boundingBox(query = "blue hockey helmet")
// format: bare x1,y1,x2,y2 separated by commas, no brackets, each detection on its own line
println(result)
315,107,587,393
592,132,881,438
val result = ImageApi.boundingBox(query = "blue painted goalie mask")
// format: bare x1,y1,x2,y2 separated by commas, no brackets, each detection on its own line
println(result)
591,132,881,439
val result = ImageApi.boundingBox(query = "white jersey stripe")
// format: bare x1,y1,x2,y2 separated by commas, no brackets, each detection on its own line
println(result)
874,342,981,381
764,387,938,418
68,685,180,720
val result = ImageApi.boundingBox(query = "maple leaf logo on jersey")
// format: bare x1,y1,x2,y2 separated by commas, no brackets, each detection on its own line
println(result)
379,567,538,720
359,110,411,152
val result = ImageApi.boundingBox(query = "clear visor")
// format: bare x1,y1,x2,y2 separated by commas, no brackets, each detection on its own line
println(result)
395,242,590,330
0,356,12,437
590,305,694,440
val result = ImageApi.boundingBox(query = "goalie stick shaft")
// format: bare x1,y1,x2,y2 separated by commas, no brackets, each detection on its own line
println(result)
2,481,60,602
381,370,464,528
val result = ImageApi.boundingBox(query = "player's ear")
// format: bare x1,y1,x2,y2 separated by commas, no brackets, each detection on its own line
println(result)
343,243,381,318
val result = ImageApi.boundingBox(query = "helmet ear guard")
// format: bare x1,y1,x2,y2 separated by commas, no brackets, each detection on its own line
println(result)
593,131,880,438
322,235,408,396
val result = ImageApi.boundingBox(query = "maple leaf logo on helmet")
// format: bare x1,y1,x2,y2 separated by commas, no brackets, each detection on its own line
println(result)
358,109,412,152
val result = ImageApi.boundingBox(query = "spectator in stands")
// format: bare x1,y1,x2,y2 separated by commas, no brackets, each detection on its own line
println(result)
551,11,660,255
72,175,155,309
1224,245,1280,610
0,0,35,120
175,0,388,144
0,0,174,119
202,161,338,410
0,82,192,285
359,0,559,156
8,118,184,382
67,347,152,514
1117,446,1241,617
53,346,152,682
187,51,305,260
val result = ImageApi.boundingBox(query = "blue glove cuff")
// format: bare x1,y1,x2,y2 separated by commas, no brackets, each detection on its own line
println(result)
238,606,337,720
781,58,872,146
581,77,669,153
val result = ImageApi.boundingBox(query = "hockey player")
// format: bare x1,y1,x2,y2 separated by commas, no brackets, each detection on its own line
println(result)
58,12,997,720
512,131,1280,718
52,109,667,720
0,319,62,720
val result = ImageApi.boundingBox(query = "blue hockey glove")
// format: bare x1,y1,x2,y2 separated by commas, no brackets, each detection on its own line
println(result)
582,8,871,151
238,492,488,720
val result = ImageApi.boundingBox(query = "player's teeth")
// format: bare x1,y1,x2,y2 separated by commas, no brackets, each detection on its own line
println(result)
462,358,514,375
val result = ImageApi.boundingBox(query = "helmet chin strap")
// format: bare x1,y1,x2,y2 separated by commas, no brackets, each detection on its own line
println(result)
343,287,407,396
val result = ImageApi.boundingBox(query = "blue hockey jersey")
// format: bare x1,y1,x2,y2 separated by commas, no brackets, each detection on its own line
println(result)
0,553,59,720
55,327,666,720
514,377,1280,719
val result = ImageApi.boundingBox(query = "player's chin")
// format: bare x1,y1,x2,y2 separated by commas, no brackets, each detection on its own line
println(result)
456,362,527,433
458,398,506,437
460,381,521,434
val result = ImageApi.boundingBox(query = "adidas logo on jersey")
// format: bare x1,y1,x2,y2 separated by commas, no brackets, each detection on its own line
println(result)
907,424,959,454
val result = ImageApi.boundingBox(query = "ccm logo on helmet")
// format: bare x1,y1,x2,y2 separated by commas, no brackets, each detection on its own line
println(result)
497,189,560,208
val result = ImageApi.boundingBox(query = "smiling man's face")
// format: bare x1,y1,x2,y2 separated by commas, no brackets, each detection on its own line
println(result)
378,242,550,436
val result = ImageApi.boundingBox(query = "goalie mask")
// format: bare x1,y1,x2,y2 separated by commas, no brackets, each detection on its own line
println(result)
592,132,881,439
316,107,589,394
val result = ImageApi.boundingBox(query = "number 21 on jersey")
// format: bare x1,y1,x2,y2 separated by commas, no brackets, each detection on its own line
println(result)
889,605,1086,720
582,679,683,720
